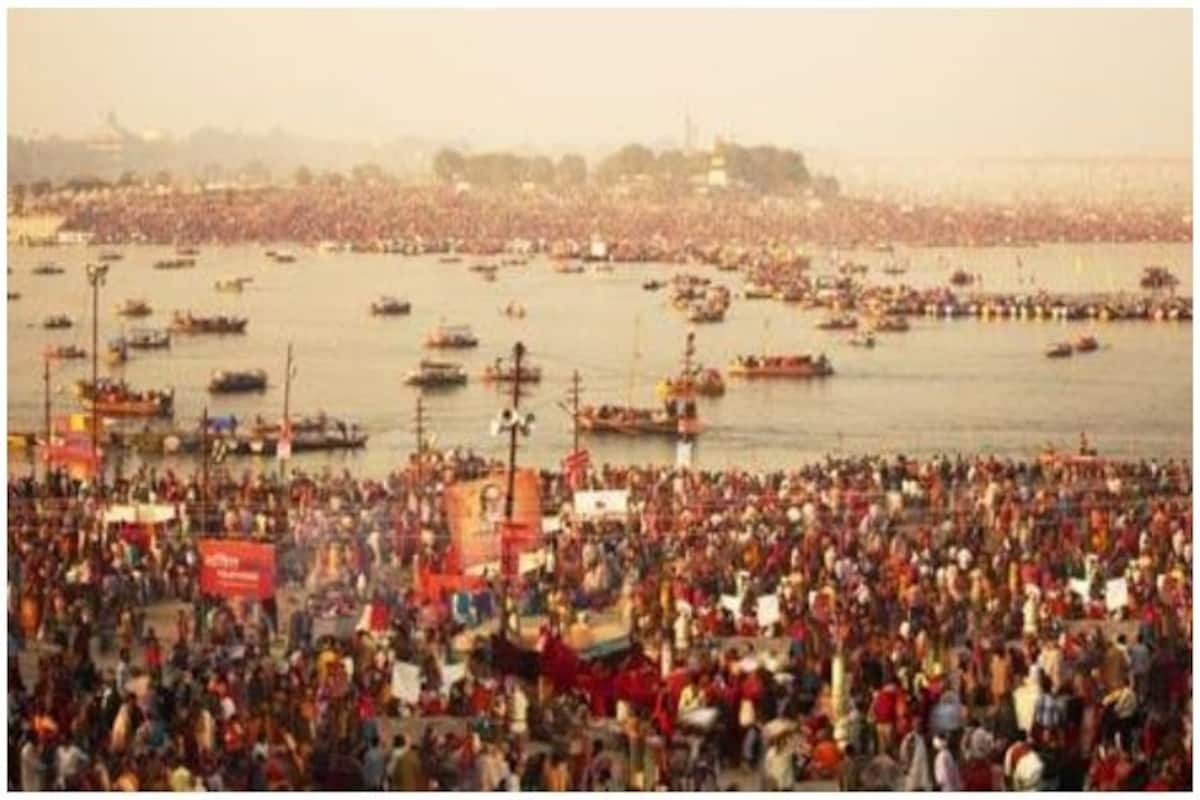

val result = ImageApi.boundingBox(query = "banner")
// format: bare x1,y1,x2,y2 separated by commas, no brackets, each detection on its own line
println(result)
198,539,276,599
444,469,541,569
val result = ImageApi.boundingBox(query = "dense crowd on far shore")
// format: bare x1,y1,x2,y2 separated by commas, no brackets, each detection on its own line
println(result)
12,182,1193,254
7,447,1193,791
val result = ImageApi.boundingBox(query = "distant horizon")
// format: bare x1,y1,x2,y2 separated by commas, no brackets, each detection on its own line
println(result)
8,9,1192,161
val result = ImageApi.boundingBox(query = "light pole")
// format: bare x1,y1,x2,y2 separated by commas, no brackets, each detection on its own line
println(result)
489,341,535,639
85,263,108,490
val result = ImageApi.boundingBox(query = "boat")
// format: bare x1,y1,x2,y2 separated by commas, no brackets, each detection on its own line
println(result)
439,255,463,264
656,368,725,399
949,269,974,287
728,353,834,378
742,283,775,300
882,265,907,276
1045,342,1073,358
1140,266,1179,290
43,315,73,329
501,302,527,319
481,359,543,383
469,263,499,274
371,296,412,316
1074,335,1099,353
208,368,268,393
170,311,248,334
777,286,806,303
177,246,200,257
48,344,87,360
424,323,478,349
816,314,858,331
577,403,688,436
849,332,876,348
271,251,297,264
405,360,468,388
97,251,123,262
153,258,196,270
76,378,174,418
215,276,254,292
872,315,910,333
687,304,726,323
115,298,153,317
32,262,65,275
554,262,585,275
126,328,171,349
642,280,666,291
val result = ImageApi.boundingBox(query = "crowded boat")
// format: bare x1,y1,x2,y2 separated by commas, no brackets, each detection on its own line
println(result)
208,368,269,394
170,311,249,335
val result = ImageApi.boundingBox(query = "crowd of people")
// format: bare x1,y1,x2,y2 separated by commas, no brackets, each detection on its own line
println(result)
14,182,1192,255
7,445,1193,791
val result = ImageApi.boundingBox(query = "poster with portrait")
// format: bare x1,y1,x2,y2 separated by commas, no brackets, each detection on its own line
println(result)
444,469,542,570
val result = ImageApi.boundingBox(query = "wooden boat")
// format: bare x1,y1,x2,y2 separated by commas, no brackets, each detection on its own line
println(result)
742,284,775,300
1045,342,1073,358
656,368,725,399
1140,266,1178,290
76,378,174,418
425,324,478,348
439,255,463,264
642,280,666,291
170,311,248,334
153,258,195,270
469,263,498,274
849,332,876,348
43,314,73,329
97,251,123,262
126,328,171,349
1074,335,1099,353
728,353,834,379
405,360,467,387
688,304,726,323
32,262,65,275
872,315,910,333
371,296,412,316
577,404,688,436
481,360,543,383
209,369,268,393
271,251,297,264
816,314,858,331
48,344,87,360
116,298,153,317
177,246,200,257
949,269,974,287
881,266,907,276
215,276,254,292
554,262,585,275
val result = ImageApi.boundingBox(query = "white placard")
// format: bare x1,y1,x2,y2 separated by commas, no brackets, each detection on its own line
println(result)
720,594,744,616
391,662,421,705
756,594,781,628
441,662,467,691
1105,578,1129,611
1068,579,1091,599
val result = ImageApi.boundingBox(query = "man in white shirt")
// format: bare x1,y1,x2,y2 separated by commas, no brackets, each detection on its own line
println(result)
932,736,961,791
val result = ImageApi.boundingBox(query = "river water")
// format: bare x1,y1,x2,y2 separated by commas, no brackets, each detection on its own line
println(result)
6,241,1192,475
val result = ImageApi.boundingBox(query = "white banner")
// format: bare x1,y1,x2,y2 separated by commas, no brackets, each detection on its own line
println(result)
756,594,781,628
1105,578,1129,611
391,662,421,705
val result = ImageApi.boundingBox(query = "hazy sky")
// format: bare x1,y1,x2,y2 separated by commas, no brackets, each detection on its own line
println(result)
8,8,1193,158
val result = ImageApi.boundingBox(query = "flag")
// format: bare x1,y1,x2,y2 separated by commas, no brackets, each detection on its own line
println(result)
562,448,590,490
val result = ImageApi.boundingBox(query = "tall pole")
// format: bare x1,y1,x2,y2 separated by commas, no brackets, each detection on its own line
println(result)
415,395,425,488
504,342,525,521
281,341,293,479
86,263,106,489
201,406,209,535
570,369,581,455
43,353,52,483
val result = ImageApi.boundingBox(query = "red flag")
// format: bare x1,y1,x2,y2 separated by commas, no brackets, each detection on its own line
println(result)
562,449,590,491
